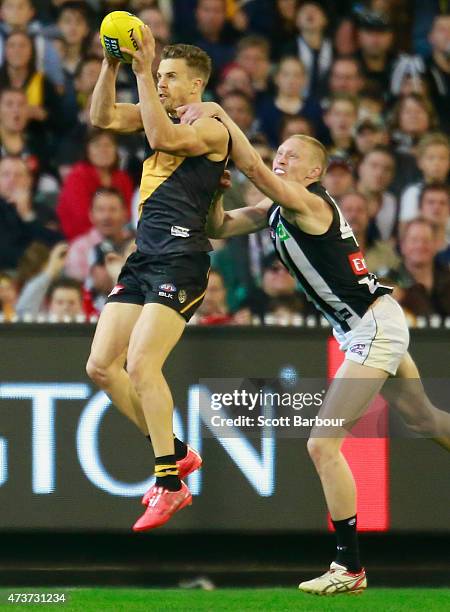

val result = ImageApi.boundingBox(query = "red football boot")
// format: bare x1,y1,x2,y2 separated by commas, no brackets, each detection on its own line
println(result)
142,446,202,505
133,481,192,532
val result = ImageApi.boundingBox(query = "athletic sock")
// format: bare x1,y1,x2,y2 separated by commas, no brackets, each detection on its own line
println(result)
331,514,362,572
173,435,188,460
154,454,181,491
146,435,188,461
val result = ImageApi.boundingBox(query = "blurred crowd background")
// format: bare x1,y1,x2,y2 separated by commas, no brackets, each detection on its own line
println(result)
0,0,449,326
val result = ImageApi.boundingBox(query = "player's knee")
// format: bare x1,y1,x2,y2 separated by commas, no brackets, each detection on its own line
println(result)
307,438,337,466
86,357,111,389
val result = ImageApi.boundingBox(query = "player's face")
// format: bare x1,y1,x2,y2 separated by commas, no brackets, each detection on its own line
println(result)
157,59,202,112
273,139,319,183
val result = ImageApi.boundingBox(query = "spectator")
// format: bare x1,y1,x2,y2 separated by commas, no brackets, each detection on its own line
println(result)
353,116,388,158
0,87,44,169
280,115,315,141
0,156,62,269
418,184,450,267
0,271,17,320
193,268,233,325
239,252,308,322
270,0,300,61
390,54,427,99
389,93,438,155
257,56,323,148
357,145,397,241
334,17,358,56
65,187,130,281
425,14,450,134
220,90,258,137
339,191,401,276
138,5,171,45
56,1,91,77
0,30,64,132
390,218,450,317
189,0,237,80
326,56,365,99
47,277,84,319
57,129,133,241
215,63,254,100
322,157,354,201
235,35,272,99
354,9,396,95
323,94,358,159
399,132,450,223
211,177,273,310
0,0,64,88
265,294,307,324
15,241,68,317
357,89,384,120
284,1,332,99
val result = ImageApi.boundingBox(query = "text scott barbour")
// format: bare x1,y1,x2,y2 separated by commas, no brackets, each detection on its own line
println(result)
210,415,346,428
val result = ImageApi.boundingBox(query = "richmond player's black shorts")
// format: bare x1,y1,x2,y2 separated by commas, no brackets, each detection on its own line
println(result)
107,250,210,322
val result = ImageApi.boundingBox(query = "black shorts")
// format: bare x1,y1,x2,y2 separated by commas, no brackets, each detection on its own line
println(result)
107,250,210,322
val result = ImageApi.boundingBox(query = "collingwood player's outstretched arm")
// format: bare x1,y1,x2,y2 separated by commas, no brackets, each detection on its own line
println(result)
206,191,271,239
90,53,143,132
178,102,322,215
126,26,228,156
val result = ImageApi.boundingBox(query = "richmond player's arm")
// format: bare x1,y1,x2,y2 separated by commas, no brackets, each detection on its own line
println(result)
206,193,271,239
90,59,143,133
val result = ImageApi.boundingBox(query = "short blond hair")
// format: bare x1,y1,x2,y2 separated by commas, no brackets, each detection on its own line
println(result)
288,134,329,178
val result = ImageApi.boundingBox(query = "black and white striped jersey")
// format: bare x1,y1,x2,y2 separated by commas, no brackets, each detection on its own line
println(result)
267,182,393,334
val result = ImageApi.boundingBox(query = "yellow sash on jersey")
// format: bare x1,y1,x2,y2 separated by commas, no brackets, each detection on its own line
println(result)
25,72,44,107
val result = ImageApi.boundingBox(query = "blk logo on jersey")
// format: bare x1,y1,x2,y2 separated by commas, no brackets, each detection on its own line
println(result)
348,251,368,276
108,284,125,297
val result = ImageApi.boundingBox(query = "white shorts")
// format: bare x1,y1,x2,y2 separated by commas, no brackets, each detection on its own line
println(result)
333,295,410,376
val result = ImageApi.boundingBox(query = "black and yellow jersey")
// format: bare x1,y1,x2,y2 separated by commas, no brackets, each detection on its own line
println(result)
136,118,229,255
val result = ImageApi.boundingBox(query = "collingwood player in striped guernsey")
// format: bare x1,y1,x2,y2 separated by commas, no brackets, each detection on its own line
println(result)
178,101,450,596
87,27,230,532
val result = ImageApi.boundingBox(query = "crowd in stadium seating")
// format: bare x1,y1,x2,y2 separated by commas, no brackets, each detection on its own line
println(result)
0,0,449,325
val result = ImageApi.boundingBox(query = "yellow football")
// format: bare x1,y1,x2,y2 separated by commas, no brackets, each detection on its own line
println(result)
100,11,145,64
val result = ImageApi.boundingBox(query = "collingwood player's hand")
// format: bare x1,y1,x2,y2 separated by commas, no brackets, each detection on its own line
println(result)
121,24,155,76
177,102,222,125
218,170,232,193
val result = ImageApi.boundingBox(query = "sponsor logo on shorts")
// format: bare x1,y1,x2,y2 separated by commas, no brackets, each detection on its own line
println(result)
171,225,190,238
349,343,366,356
158,291,174,300
159,283,177,293
178,289,187,304
348,251,368,276
108,284,125,297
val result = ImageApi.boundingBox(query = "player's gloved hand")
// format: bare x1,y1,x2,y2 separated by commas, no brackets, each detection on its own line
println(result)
122,24,155,76
177,102,222,125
